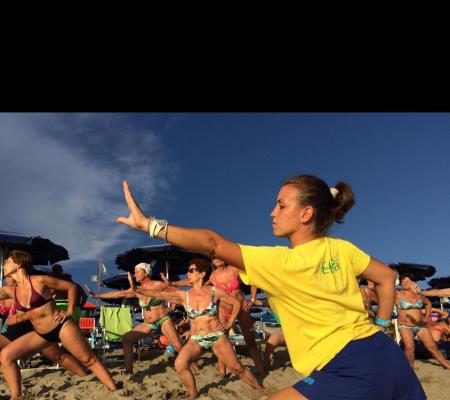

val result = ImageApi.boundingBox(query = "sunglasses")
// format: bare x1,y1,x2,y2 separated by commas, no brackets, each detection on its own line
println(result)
187,268,199,274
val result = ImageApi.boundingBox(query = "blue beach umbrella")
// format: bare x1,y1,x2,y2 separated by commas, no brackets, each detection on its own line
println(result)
388,262,436,282
0,230,69,286
115,244,209,279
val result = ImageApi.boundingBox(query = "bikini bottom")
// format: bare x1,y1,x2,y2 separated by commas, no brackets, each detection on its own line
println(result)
147,315,170,331
190,331,224,350
399,323,423,337
36,319,69,342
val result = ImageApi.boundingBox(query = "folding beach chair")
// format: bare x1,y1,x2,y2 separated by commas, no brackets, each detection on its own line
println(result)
99,306,136,363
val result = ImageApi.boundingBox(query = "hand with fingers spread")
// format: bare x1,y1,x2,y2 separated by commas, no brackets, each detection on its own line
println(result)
160,273,170,287
53,310,68,323
84,284,97,299
116,181,151,233
127,272,137,292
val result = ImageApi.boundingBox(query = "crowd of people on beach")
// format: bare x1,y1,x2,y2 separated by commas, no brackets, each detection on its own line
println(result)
0,174,449,399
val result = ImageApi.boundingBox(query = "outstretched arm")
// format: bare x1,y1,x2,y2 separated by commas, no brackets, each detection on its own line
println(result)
84,284,136,300
160,273,191,287
129,272,186,306
421,288,450,297
116,180,245,270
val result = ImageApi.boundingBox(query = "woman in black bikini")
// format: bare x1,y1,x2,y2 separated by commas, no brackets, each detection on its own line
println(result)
0,250,117,399
0,276,86,376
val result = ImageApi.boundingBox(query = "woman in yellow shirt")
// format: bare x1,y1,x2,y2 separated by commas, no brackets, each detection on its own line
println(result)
116,175,426,400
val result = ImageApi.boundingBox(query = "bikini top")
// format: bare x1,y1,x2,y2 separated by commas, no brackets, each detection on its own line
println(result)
431,325,446,334
14,276,53,312
215,276,240,294
397,291,424,310
186,286,218,320
138,296,162,310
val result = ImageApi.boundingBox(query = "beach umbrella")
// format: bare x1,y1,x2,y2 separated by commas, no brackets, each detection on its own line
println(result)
0,231,69,286
427,276,450,289
102,273,131,290
388,262,436,282
115,244,209,280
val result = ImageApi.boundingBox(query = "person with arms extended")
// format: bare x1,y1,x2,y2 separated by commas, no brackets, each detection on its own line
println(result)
85,261,199,375
129,257,264,399
116,175,427,399
0,250,117,399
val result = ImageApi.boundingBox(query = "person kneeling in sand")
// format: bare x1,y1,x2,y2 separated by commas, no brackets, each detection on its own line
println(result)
130,258,264,399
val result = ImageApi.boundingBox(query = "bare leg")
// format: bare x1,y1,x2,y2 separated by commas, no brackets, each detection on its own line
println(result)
121,323,152,374
59,320,116,390
217,309,228,377
0,331,49,399
239,309,266,375
263,329,285,370
212,336,264,391
41,343,87,376
161,319,200,373
399,327,415,367
174,340,203,400
268,387,308,400
417,328,450,369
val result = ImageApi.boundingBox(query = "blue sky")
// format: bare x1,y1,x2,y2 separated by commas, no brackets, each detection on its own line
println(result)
1,113,449,289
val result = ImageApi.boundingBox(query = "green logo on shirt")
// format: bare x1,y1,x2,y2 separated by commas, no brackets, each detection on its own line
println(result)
321,257,340,274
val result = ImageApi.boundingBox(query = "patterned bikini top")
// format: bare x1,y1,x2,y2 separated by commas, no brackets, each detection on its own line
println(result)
186,286,218,320
397,291,424,310
139,296,162,310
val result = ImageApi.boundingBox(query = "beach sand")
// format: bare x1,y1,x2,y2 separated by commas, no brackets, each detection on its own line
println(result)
0,345,448,400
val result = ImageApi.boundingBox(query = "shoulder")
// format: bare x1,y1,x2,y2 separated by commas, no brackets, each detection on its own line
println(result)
239,244,289,259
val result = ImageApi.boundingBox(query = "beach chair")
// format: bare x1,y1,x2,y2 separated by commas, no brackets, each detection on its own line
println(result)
98,306,135,363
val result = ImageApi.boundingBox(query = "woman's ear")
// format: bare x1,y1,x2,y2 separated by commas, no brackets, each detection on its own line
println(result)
301,205,314,224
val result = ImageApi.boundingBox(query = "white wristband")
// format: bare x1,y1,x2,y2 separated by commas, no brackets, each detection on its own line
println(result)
148,218,168,239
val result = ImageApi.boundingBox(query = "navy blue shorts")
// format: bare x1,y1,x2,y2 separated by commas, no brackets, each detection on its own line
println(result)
294,331,426,400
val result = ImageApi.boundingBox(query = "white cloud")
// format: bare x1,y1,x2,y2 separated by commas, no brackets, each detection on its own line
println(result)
0,113,176,262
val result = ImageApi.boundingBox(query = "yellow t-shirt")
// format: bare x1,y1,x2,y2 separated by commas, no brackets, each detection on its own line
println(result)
239,237,379,377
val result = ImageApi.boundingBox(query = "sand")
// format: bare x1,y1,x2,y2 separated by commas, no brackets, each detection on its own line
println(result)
0,345,448,400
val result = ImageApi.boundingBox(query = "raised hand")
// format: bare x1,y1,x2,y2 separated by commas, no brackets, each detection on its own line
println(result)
160,272,170,287
128,272,136,292
116,180,150,232
84,284,96,298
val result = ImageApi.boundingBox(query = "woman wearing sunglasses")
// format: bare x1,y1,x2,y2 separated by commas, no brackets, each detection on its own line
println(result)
161,258,265,378
129,257,264,399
